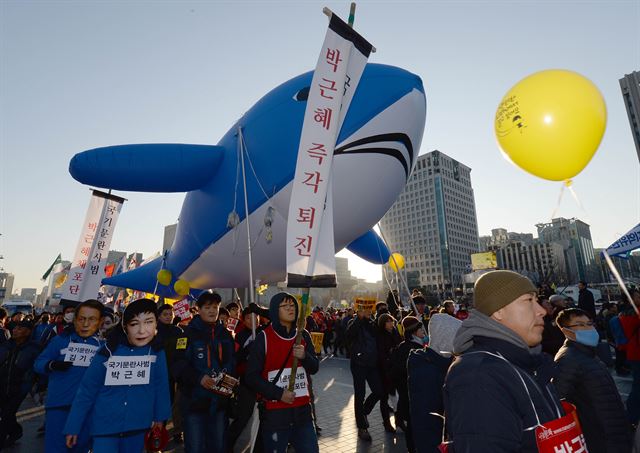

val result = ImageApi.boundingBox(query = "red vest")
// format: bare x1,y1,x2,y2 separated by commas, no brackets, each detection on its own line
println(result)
261,325,310,410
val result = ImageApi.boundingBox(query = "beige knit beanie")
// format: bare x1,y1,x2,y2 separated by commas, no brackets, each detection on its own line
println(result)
474,270,537,316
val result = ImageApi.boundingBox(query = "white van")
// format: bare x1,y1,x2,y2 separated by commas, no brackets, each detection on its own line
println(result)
1,300,34,317
555,286,602,302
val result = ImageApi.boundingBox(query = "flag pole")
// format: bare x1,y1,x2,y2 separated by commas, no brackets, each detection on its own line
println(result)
238,127,257,340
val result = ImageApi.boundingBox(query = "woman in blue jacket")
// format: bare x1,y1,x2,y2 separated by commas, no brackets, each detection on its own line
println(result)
34,299,104,453
64,298,171,453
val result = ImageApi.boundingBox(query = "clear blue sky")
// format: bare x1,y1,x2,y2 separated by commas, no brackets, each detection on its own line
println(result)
1,1,639,293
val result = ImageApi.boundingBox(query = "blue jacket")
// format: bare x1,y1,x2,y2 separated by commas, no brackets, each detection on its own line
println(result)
34,330,103,409
63,342,171,436
32,323,56,347
171,315,236,410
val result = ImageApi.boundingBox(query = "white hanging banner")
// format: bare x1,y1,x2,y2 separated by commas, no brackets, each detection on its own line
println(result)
286,13,373,288
61,190,125,302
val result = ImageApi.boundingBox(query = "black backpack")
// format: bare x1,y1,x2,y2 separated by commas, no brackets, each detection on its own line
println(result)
351,324,377,367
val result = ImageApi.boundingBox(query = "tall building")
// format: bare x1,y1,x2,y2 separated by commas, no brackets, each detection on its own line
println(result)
490,241,568,285
620,71,640,162
479,228,534,250
20,288,37,303
0,273,14,303
536,217,599,283
380,150,479,291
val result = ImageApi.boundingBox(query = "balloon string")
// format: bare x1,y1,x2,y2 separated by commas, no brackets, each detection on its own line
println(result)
566,183,591,225
550,183,566,219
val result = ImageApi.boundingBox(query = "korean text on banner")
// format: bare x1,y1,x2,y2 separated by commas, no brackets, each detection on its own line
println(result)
286,14,373,288
61,190,125,302
605,223,640,257
172,298,191,320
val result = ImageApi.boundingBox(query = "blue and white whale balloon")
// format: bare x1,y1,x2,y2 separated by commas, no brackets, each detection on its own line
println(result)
69,63,426,296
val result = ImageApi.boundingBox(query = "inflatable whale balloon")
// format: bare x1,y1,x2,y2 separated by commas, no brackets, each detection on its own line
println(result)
69,63,426,296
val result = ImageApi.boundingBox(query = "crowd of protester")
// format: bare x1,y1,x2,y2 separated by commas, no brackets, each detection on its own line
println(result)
0,273,639,452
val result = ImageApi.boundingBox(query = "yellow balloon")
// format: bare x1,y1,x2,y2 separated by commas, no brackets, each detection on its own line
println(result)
495,70,606,181
156,269,172,286
388,253,405,272
174,279,190,296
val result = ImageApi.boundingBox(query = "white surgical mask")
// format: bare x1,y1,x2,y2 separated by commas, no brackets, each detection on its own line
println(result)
64,312,74,323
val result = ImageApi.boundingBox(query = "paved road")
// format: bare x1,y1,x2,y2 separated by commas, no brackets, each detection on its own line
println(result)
3,355,633,452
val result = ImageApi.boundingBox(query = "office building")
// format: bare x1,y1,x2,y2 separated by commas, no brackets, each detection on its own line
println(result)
380,150,479,291
536,217,599,283
490,241,568,285
620,71,640,162
0,273,14,303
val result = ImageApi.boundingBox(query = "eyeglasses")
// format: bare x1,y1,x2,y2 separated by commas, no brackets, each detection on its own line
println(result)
565,322,595,328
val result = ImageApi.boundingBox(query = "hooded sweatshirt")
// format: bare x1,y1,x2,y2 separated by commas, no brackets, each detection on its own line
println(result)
244,293,319,412
443,310,563,453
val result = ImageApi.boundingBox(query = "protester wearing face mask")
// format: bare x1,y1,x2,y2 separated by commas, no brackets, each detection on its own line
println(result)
388,316,426,453
63,299,171,453
553,308,632,453
34,299,105,453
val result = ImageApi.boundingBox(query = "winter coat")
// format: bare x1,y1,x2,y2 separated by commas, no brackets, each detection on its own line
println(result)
33,329,103,409
376,326,401,393
578,288,596,319
389,339,423,392
171,315,236,411
444,335,563,453
64,341,171,436
0,338,40,398
408,348,452,453
553,339,632,453
541,314,565,357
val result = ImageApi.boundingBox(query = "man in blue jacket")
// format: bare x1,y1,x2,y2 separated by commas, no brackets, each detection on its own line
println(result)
34,299,104,453
172,292,236,453
444,270,564,453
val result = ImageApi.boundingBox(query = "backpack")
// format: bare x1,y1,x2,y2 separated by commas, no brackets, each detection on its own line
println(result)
351,324,377,367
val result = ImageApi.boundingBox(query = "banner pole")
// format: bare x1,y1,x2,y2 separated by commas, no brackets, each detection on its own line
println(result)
288,287,310,392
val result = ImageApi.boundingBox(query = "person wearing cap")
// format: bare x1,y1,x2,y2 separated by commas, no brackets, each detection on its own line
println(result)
411,295,430,327
0,319,40,448
171,291,236,453
389,316,426,452
553,308,632,453
244,292,319,453
64,298,171,453
443,270,564,453
34,299,105,453
408,313,462,453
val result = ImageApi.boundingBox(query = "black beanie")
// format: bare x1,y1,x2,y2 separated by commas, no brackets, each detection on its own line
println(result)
123,298,157,325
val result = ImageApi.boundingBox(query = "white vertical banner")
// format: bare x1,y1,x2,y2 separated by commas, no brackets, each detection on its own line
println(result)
286,13,373,288
61,190,125,302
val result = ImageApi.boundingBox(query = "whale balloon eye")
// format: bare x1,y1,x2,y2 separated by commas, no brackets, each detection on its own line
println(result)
294,86,310,101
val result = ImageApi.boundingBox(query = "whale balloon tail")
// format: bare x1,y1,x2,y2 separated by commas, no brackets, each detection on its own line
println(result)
346,229,390,264
70,144,225,192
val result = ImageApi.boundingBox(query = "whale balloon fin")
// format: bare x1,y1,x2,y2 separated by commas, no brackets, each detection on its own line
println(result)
102,256,200,298
345,229,390,265
69,144,225,192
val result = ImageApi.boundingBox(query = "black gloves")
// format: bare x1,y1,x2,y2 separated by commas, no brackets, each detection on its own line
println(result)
48,360,73,372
